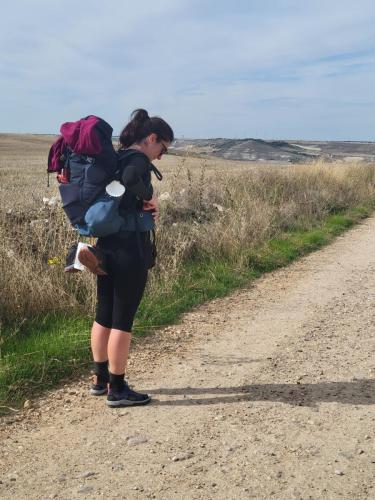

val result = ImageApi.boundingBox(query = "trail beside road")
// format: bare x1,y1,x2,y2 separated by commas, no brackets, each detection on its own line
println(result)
1,217,375,499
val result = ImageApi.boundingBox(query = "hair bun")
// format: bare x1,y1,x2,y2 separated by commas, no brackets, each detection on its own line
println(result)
118,108,174,150
131,108,149,125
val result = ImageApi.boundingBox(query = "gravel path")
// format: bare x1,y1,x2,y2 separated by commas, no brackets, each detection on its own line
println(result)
1,217,375,499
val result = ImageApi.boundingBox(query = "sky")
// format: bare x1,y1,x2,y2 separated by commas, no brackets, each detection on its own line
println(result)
1,0,375,140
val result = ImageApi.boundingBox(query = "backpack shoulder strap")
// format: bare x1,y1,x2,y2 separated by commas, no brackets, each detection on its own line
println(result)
114,149,139,179
117,149,146,162
117,149,163,181
150,163,163,181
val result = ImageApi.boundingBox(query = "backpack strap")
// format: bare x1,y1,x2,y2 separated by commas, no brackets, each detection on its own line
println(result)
151,164,163,181
117,149,163,181
133,209,144,260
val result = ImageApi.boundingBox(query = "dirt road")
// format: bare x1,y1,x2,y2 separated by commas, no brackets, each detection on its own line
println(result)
1,217,375,499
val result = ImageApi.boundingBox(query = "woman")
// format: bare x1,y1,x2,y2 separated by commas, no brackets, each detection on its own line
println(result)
82,109,173,407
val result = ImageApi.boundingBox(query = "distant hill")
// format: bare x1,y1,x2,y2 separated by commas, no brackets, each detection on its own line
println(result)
2,133,374,164
170,138,375,163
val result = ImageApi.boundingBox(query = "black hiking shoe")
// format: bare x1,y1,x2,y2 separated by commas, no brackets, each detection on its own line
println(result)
106,382,151,407
77,245,108,276
90,375,108,396
64,243,81,273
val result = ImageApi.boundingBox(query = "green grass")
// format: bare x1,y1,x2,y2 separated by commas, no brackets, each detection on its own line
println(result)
0,205,371,410
0,315,91,411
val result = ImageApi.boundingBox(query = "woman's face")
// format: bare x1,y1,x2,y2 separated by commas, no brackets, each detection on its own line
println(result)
146,134,171,161
155,139,170,160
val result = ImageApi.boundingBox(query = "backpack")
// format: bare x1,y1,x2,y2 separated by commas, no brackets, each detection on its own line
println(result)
48,115,161,238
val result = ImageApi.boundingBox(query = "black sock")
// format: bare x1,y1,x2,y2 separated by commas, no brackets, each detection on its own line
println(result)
109,372,125,391
93,360,109,383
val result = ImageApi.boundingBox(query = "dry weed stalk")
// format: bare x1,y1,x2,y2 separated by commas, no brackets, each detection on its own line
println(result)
1,135,375,325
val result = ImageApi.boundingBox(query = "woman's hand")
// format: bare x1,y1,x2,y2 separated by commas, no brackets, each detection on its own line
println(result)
143,195,159,222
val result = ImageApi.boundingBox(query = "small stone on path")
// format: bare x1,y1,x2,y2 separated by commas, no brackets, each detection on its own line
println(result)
172,451,194,462
81,471,95,478
334,470,344,476
78,485,94,494
127,436,148,446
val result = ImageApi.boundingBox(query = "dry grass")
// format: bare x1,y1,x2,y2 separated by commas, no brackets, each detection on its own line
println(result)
1,134,375,326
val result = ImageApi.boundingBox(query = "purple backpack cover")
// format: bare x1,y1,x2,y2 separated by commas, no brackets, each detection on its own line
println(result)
47,115,118,225
47,115,112,179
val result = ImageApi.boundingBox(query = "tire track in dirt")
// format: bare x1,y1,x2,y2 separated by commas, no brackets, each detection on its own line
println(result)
1,218,375,499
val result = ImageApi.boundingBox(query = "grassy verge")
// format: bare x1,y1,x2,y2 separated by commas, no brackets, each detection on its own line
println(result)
0,205,371,410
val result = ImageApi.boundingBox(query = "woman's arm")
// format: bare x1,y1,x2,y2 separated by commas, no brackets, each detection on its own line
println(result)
121,154,153,201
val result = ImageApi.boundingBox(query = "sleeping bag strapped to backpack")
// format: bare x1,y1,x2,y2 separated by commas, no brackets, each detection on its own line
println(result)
47,115,158,237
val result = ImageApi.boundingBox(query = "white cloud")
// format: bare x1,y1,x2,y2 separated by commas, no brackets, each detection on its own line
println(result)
1,0,375,139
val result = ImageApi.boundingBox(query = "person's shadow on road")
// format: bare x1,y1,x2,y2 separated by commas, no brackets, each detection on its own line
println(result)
145,379,375,407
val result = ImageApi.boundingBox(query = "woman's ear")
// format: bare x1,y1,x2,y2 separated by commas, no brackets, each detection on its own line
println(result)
148,133,158,144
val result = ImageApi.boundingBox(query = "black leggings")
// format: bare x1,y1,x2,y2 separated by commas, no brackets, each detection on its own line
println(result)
95,233,151,332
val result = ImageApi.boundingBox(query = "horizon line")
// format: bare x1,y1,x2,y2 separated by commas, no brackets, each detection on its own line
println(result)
0,132,374,144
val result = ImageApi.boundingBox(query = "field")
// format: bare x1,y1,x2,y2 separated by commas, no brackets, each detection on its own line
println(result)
0,134,263,323
1,134,375,405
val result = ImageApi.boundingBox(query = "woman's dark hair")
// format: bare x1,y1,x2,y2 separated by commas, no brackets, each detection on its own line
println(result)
118,108,174,150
